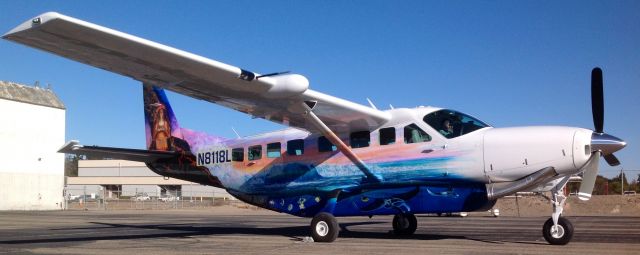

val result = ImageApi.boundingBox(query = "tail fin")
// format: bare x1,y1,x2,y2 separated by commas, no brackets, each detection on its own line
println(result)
142,84,225,188
143,84,185,151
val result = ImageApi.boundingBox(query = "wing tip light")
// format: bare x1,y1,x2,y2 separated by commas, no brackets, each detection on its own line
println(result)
3,11,63,39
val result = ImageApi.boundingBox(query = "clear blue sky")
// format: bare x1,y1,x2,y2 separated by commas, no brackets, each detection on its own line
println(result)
1,1,638,179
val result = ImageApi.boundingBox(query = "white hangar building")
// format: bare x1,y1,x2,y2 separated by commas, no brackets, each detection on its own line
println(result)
0,81,66,210
67,160,231,199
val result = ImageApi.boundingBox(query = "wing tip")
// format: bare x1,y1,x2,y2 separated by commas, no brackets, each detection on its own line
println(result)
3,11,63,39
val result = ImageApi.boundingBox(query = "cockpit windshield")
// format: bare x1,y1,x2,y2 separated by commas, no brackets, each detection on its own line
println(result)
423,109,490,139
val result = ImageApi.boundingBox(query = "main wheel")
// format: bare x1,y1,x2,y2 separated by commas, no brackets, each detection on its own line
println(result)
310,212,339,242
392,214,417,235
542,217,574,245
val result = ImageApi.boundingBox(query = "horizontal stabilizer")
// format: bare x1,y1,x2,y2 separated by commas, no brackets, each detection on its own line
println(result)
58,140,178,162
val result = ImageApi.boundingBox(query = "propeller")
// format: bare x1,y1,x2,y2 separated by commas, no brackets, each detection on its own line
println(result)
591,68,604,133
578,67,627,201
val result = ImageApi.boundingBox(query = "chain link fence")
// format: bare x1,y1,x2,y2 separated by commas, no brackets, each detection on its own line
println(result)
64,186,239,210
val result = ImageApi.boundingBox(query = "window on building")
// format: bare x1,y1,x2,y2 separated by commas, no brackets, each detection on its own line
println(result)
318,136,337,152
267,142,281,158
404,124,431,144
232,148,244,162
248,145,262,160
379,127,396,145
350,131,370,148
287,139,305,156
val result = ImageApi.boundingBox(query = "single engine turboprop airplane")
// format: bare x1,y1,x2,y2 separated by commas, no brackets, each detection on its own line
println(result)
3,12,627,245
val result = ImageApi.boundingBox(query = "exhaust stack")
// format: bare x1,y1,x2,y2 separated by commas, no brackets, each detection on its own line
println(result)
486,167,558,200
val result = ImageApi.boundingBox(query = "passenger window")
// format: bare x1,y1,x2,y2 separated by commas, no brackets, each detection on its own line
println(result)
379,127,396,145
248,145,262,160
232,148,244,162
267,142,281,158
287,139,304,156
404,124,431,143
318,136,337,152
350,131,370,148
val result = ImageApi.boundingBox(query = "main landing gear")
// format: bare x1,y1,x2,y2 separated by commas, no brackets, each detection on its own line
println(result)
392,214,417,235
310,212,339,242
309,212,419,242
542,177,574,245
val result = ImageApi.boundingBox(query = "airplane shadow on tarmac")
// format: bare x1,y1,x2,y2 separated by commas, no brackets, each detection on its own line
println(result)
0,221,511,245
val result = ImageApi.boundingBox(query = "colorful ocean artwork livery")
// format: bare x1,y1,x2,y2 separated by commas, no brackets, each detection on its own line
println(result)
141,84,492,217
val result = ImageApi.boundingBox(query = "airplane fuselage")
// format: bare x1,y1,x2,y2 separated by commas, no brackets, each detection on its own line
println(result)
147,106,590,217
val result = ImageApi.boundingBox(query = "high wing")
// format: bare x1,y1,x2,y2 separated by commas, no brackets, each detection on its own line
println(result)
3,12,390,134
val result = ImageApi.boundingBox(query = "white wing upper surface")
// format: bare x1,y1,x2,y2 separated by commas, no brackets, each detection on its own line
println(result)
3,12,390,134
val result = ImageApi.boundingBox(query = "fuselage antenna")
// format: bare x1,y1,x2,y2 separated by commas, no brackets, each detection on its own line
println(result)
231,127,241,139
366,98,378,110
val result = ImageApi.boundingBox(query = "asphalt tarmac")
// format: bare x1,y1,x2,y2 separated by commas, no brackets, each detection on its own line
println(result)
0,207,638,255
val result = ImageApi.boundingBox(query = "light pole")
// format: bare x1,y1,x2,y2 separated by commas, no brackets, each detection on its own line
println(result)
620,168,624,195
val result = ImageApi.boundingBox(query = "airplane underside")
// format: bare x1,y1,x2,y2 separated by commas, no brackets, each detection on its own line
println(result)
229,183,495,218
147,155,494,218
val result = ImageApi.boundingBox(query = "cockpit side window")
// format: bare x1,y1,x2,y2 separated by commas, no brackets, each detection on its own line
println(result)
424,109,489,139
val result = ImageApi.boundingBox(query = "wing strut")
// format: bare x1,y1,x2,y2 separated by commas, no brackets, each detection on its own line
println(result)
300,101,382,183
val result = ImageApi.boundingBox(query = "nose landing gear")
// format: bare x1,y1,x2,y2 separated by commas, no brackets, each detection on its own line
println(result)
543,216,574,245
542,176,574,245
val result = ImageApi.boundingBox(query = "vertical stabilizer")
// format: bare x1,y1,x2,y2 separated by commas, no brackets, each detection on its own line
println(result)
143,84,186,151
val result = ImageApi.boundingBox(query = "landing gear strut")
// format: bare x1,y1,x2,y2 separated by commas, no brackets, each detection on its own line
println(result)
310,212,339,242
392,214,417,235
542,177,574,245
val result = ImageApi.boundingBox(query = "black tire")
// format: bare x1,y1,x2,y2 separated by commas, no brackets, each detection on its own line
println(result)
392,214,417,235
542,217,574,245
310,212,339,242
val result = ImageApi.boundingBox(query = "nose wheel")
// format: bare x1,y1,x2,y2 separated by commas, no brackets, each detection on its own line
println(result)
310,212,339,242
392,214,417,235
542,216,574,245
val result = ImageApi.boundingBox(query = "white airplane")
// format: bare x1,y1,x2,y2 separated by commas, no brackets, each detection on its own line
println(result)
3,12,626,244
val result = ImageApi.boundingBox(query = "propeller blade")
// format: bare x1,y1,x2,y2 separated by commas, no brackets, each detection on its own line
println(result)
603,154,620,166
578,152,600,201
591,67,604,133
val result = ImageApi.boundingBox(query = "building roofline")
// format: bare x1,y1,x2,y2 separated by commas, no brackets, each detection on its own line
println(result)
0,81,66,110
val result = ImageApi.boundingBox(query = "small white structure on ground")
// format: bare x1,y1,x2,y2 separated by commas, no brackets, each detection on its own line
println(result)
0,81,66,210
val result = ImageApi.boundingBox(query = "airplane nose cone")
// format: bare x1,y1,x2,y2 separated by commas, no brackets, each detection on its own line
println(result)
591,132,626,155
